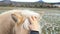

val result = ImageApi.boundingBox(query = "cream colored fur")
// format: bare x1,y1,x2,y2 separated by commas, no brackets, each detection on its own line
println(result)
0,9,44,34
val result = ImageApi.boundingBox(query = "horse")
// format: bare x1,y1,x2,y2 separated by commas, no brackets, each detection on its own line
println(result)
0,9,44,34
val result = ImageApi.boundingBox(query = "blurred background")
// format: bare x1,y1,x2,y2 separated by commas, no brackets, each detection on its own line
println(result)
0,0,60,8
0,0,60,34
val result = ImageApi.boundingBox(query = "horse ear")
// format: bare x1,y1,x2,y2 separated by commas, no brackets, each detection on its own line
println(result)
11,13,25,25
11,14,18,22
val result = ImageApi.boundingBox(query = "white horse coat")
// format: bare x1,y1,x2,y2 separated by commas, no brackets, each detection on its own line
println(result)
0,9,44,34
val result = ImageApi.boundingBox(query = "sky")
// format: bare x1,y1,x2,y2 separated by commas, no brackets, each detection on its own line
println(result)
11,0,39,2
11,0,60,3
43,0,60,3
0,0,60,3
